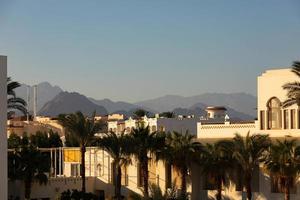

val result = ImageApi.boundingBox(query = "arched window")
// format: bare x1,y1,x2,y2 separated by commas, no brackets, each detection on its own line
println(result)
97,164,102,177
267,97,282,129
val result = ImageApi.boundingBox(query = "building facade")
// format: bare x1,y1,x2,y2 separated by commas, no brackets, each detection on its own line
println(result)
108,116,200,135
1,55,7,200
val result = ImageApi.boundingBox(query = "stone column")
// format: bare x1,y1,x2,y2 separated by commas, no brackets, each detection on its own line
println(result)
0,55,7,200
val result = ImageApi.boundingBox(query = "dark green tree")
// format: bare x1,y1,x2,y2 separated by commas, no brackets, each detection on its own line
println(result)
29,131,63,148
30,131,49,148
48,130,63,147
230,133,270,200
8,133,22,149
8,146,50,199
201,141,233,200
159,112,175,118
161,131,202,198
133,109,149,118
129,125,165,197
58,111,103,193
264,138,300,200
95,131,131,200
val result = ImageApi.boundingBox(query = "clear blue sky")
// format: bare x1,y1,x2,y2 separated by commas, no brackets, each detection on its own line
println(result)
1,0,300,102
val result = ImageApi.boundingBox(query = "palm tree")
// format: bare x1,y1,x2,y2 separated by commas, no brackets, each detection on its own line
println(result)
58,111,102,193
161,131,202,198
159,112,175,118
95,131,131,200
8,146,50,199
129,125,165,197
264,138,300,200
231,133,270,200
201,141,232,200
282,61,300,107
7,77,27,118
133,109,149,118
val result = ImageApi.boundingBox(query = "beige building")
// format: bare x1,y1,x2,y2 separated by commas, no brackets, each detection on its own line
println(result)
192,68,300,200
108,116,200,135
197,68,300,140
7,116,64,137
1,56,7,200
94,114,125,122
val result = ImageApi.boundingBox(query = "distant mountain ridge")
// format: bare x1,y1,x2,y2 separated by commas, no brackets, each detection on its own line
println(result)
17,81,257,119
170,102,254,120
135,93,257,118
39,92,107,117
15,82,63,114
89,98,139,113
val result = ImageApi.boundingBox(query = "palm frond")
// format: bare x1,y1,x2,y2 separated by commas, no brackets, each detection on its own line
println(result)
291,61,300,77
283,82,300,91
282,98,298,108
7,77,21,97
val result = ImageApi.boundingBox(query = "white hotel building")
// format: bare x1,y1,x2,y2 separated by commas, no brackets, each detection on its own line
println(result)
8,67,300,200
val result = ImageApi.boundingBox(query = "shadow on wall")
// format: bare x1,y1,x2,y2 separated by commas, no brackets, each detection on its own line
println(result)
8,176,150,200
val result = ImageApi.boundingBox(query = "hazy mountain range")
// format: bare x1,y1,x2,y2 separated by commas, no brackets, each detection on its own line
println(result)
15,82,63,113
16,82,257,120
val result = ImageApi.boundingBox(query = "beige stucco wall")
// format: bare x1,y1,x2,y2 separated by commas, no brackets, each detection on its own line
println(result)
197,121,258,139
257,68,300,137
257,68,298,114
0,55,7,200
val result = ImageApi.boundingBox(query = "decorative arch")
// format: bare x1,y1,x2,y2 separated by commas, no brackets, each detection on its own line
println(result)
267,97,282,129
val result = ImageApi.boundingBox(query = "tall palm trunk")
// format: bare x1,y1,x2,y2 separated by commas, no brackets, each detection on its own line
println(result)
284,178,290,200
246,174,252,200
180,166,187,198
141,158,149,197
114,164,122,200
81,145,86,193
24,178,32,200
216,176,222,200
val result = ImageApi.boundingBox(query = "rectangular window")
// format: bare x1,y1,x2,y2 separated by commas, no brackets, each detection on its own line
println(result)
71,163,81,177
284,110,289,129
260,111,265,130
291,109,296,129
